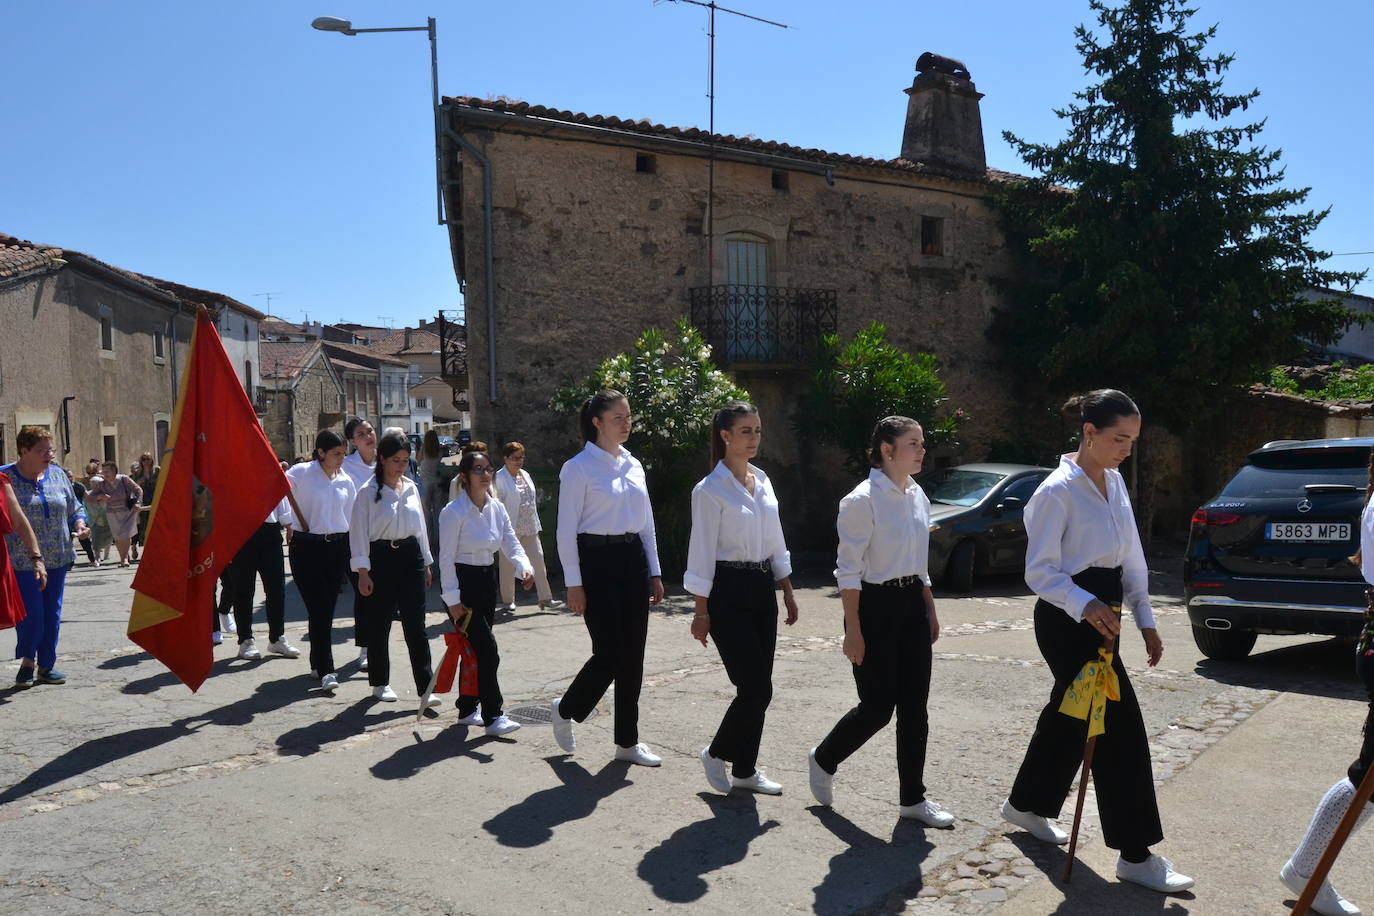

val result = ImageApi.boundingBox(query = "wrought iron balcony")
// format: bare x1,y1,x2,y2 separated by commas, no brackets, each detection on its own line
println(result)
436,309,469,382
689,285,838,365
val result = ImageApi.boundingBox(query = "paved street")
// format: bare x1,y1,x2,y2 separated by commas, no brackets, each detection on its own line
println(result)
2,552,1372,915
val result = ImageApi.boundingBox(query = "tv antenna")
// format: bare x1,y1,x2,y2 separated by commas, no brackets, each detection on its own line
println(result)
658,0,788,286
254,292,284,315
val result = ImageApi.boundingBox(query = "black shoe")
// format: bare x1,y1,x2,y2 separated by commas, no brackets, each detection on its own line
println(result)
14,666,35,689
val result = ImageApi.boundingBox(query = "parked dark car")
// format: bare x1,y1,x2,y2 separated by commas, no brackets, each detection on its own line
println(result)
1184,437,1370,660
437,435,460,457
919,463,1053,593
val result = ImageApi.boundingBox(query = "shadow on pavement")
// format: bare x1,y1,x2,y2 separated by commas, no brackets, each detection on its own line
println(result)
99,652,152,670
0,674,314,805
369,725,501,780
1005,833,1195,914
1195,637,1365,701
636,792,779,903
274,698,412,757
933,572,1035,601
809,807,934,915
482,756,633,848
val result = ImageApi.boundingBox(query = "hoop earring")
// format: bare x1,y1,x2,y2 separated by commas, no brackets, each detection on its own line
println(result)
1087,438,1094,450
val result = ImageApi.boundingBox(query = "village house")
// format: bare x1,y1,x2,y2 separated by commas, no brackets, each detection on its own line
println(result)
319,339,411,432
437,54,1024,533
0,233,259,470
258,339,345,461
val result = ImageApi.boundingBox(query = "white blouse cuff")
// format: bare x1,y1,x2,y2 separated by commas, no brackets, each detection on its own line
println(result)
682,571,714,598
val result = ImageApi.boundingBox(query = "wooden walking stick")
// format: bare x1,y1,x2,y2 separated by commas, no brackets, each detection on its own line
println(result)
1062,605,1122,884
1292,761,1374,914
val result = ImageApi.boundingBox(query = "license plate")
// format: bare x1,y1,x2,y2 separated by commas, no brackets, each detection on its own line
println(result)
1265,522,1351,542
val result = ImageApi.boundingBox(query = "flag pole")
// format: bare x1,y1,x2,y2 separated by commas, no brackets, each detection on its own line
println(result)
1292,762,1374,914
1062,616,1119,884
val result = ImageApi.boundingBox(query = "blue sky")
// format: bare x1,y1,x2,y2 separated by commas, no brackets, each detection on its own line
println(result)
5,0,1370,327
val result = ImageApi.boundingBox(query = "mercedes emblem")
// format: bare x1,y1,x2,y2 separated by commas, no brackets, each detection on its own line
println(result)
1297,498,1313,513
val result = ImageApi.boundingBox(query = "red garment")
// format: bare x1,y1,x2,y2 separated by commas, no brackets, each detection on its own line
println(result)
432,630,479,697
0,473,27,630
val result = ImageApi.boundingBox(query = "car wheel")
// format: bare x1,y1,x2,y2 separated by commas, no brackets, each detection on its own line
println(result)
945,540,976,594
1191,624,1257,661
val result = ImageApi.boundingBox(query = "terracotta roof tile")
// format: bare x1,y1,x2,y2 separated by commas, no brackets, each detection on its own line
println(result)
0,234,64,280
445,97,1027,185
259,340,321,380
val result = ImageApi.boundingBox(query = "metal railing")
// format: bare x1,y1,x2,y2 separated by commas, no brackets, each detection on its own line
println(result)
689,285,838,364
437,309,467,380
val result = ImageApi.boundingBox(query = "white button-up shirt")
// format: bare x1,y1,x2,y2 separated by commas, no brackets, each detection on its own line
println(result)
684,462,792,597
439,488,532,607
349,477,434,570
285,461,357,535
265,497,292,527
1359,500,1374,585
834,468,933,591
1023,454,1155,628
556,441,661,588
341,451,376,492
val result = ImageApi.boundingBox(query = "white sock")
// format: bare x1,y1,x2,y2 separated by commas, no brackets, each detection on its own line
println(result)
1291,778,1374,876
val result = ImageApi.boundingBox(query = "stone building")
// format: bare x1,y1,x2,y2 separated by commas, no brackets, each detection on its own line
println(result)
319,340,411,432
1,234,200,469
140,276,263,403
437,55,1025,536
258,340,345,461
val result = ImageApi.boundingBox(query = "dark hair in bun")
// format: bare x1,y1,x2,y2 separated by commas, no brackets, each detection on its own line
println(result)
1063,389,1139,430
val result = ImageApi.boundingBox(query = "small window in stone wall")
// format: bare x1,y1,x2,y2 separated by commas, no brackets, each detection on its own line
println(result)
771,170,789,191
920,217,945,256
103,435,117,463
154,330,165,360
99,304,114,353
635,153,657,174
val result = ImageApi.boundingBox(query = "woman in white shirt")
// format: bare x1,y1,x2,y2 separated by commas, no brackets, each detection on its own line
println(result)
438,445,534,736
1001,390,1192,894
493,442,563,612
808,417,954,828
550,390,665,767
285,429,357,691
1280,452,1374,916
351,432,439,705
687,403,799,796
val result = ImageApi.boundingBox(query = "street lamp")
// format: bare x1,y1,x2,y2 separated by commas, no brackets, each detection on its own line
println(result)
311,15,444,226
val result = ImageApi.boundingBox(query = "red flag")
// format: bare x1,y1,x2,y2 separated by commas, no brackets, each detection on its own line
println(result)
128,309,288,691
432,630,478,697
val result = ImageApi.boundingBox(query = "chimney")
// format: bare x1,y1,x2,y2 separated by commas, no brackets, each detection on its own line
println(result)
404,328,413,349
900,52,986,174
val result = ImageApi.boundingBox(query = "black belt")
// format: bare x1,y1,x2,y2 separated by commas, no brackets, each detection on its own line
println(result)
718,559,771,572
295,531,346,542
578,532,639,546
872,574,923,589
372,536,418,550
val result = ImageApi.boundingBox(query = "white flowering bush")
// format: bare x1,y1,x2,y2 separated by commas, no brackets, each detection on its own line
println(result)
551,319,750,575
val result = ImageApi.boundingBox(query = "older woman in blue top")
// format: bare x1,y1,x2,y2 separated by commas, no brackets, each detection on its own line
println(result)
3,426,90,687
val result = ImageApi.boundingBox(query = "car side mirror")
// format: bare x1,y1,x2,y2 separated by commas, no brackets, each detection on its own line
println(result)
996,496,1024,513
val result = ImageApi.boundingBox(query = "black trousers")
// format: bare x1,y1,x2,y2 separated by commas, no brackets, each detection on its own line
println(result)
815,581,933,806
455,562,503,723
559,539,651,748
347,569,369,649
288,534,351,676
1008,566,1164,851
707,566,778,777
1348,590,1374,786
229,523,286,645
363,538,432,694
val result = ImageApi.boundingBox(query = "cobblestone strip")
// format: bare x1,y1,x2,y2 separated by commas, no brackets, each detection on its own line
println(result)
897,685,1277,914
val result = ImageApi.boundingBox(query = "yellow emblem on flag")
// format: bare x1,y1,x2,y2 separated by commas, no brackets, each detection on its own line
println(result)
1059,646,1121,738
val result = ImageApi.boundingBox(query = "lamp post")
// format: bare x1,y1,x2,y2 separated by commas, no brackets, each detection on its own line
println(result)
311,15,444,226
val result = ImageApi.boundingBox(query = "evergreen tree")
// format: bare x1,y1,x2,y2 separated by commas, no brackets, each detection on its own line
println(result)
992,0,1363,435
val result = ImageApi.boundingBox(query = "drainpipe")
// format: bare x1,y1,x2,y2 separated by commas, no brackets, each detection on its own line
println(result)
441,110,498,407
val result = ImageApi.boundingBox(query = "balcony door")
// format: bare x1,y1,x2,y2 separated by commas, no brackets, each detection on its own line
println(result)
725,234,773,360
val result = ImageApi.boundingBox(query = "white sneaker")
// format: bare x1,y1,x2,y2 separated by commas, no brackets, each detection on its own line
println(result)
540,599,566,610
456,706,484,726
220,613,237,634
320,673,339,690
237,638,261,660
373,685,398,702
211,631,222,646
614,743,662,767
700,747,731,793
551,697,575,752
1001,799,1069,844
900,799,955,827
357,648,369,671
1116,854,1195,893
808,747,834,806
268,637,301,658
1281,859,1360,916
731,770,783,795
422,694,443,709
485,715,522,737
